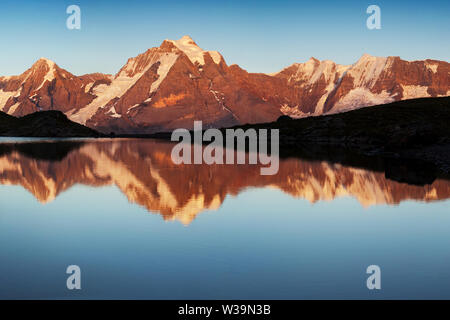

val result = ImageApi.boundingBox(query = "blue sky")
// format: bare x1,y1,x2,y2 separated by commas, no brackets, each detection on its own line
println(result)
0,0,448,76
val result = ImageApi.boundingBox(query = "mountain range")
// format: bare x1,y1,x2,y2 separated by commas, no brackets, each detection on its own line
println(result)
1,36,449,134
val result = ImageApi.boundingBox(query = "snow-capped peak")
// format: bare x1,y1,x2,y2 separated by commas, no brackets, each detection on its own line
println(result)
30,58,57,91
280,57,349,84
168,35,221,65
354,53,387,66
350,54,389,87
359,53,373,60
33,57,56,68
307,57,319,63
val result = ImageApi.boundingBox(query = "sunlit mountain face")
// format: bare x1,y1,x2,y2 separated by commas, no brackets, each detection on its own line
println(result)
1,138,449,225
1,36,448,134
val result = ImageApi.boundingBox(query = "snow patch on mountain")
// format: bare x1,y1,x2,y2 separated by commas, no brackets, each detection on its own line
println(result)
208,51,222,64
35,58,56,91
314,80,340,115
70,77,134,123
348,54,388,88
168,36,220,66
401,85,431,99
329,88,396,113
107,106,121,118
149,53,178,94
0,90,16,111
84,82,95,93
281,58,349,85
425,63,438,73
8,102,20,114
70,51,176,124
308,59,345,84
127,104,140,114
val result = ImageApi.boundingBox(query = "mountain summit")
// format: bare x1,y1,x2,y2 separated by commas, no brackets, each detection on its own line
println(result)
1,36,449,133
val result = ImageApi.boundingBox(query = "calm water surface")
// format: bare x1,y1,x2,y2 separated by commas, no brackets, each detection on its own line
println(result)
0,138,449,299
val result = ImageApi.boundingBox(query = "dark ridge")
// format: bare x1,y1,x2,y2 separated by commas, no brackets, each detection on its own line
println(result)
0,110,102,137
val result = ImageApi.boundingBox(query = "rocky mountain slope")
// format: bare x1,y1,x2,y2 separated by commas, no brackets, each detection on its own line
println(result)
1,36,449,134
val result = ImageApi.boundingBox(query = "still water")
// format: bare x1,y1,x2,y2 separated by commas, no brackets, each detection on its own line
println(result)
0,138,449,299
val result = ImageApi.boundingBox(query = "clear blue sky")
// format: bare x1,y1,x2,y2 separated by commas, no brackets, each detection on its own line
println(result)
0,0,448,76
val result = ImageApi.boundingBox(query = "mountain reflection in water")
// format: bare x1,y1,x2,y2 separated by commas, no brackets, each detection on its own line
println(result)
0,138,449,225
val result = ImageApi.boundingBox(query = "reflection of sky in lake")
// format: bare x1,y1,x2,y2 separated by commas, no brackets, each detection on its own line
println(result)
1,183,450,299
